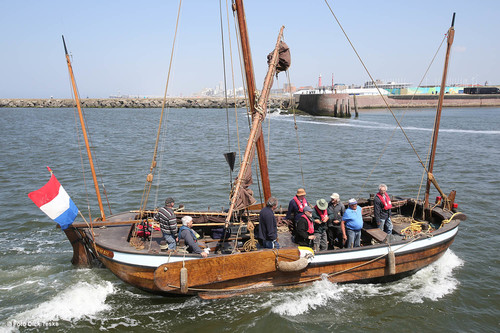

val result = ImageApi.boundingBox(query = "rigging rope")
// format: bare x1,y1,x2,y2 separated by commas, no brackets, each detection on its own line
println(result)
219,0,233,190
323,0,436,179
356,35,448,199
138,0,182,217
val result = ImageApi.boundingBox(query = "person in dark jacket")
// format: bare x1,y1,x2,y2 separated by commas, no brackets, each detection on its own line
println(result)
295,205,316,247
154,197,178,250
374,184,393,235
257,197,280,249
179,216,207,258
327,192,345,249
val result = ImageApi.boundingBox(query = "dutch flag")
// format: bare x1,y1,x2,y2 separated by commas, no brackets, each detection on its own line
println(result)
28,168,79,230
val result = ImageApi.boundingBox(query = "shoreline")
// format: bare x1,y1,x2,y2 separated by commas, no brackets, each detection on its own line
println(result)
1,94,500,109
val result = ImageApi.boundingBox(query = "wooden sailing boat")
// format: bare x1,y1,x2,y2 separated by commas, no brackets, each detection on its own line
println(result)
40,4,465,299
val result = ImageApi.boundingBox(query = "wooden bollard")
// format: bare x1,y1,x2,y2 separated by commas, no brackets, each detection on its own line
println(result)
353,94,359,118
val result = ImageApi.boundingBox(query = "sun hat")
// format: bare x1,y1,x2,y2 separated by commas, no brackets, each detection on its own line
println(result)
316,199,328,210
296,188,306,196
330,193,340,200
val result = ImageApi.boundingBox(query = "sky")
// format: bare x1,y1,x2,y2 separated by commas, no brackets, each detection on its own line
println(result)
1,0,499,99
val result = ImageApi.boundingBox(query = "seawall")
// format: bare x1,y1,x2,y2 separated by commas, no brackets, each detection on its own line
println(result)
0,97,291,109
2,94,500,110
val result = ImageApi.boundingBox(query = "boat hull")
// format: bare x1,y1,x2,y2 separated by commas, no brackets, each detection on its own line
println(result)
90,219,459,299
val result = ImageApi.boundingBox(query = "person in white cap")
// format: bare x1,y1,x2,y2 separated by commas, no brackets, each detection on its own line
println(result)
341,198,363,248
327,193,345,249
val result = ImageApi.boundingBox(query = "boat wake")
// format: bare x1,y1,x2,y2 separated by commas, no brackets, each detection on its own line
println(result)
3,280,114,330
267,113,500,135
271,249,464,317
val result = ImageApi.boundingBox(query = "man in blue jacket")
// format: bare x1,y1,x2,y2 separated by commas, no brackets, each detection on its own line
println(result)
341,199,363,248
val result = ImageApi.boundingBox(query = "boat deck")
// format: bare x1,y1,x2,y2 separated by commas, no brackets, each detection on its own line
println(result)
88,213,419,256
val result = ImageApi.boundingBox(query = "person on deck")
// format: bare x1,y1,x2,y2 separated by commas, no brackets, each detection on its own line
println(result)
341,199,363,248
327,193,345,249
374,184,393,236
286,188,309,226
257,197,280,249
312,198,329,251
295,206,316,247
154,197,178,250
179,216,208,258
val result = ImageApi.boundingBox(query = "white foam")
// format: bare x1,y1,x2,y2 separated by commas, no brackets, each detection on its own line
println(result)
271,250,463,316
7,281,114,324
272,276,346,316
398,250,464,303
269,114,500,134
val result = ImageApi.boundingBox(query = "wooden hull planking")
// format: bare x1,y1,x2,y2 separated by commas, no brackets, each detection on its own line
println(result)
87,220,458,298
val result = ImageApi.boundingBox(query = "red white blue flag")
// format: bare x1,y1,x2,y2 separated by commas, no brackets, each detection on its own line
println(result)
28,167,78,230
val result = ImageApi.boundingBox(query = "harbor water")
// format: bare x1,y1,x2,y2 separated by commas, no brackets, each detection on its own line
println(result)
0,106,499,332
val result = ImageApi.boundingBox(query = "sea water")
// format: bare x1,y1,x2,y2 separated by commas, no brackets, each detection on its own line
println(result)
0,107,499,332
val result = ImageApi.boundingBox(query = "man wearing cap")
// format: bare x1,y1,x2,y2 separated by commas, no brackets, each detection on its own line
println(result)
295,205,316,247
327,193,345,249
257,197,280,249
312,199,329,251
374,184,393,236
286,188,309,226
154,197,178,250
341,199,363,248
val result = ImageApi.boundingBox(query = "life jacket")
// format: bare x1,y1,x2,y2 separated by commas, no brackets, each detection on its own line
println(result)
377,192,392,210
302,214,314,234
293,196,308,213
315,206,328,220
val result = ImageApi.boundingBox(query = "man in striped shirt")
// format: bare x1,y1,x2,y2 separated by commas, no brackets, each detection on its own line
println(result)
154,197,178,250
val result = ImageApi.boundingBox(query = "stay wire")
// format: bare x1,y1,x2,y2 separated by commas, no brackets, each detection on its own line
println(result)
288,68,306,187
138,0,182,215
219,0,232,186
225,0,242,168
356,35,447,198
324,0,430,174
67,70,92,223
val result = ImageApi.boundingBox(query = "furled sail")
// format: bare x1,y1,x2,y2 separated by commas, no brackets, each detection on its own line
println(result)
267,41,290,74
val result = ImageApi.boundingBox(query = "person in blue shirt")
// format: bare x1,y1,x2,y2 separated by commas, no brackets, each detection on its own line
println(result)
341,198,363,248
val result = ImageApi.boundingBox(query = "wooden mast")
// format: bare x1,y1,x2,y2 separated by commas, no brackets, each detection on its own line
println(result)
424,14,455,210
225,21,285,225
62,36,106,221
233,0,271,204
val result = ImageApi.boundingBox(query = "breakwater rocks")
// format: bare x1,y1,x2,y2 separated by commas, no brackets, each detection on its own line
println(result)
0,97,292,109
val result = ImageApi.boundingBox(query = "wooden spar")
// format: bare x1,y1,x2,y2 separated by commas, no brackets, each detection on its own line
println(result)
62,36,106,221
233,0,271,203
424,13,455,210
225,26,285,225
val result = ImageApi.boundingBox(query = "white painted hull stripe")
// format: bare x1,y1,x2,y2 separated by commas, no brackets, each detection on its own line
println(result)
105,226,458,268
